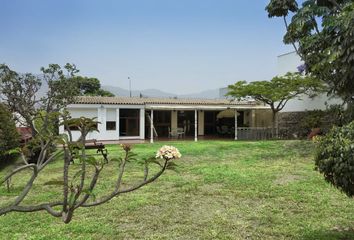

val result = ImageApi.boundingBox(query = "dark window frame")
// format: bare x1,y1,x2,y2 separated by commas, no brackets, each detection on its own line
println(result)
106,121,116,131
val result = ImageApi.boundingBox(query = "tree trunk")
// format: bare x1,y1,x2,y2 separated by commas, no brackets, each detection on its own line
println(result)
271,111,277,139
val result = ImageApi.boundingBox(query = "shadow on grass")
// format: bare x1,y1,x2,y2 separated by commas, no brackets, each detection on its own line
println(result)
0,156,19,171
300,228,354,240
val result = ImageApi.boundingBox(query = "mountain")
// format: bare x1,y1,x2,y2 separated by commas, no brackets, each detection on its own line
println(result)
179,89,220,99
101,85,222,99
34,81,223,100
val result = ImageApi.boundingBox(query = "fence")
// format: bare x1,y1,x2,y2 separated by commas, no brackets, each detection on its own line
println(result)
237,127,273,140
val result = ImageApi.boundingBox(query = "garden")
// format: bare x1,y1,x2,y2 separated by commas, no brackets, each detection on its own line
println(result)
1,140,353,239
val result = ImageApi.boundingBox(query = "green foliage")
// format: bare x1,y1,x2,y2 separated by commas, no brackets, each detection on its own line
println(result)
70,76,115,97
0,63,82,164
0,63,79,130
0,104,20,163
227,72,325,111
266,0,354,101
228,72,326,136
266,0,298,17
315,121,354,197
300,109,326,129
1,141,353,239
22,111,60,163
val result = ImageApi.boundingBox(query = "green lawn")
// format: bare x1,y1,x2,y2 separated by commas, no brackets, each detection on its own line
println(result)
0,140,353,240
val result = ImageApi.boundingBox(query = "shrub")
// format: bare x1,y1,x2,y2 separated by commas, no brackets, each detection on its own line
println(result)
301,110,325,130
0,103,20,163
315,121,354,197
23,111,57,163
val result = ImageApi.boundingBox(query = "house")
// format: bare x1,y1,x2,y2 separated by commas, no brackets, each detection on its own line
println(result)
16,127,32,145
59,96,272,142
277,51,342,112
220,51,342,111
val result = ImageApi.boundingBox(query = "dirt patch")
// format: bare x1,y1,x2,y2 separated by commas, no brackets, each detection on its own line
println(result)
273,174,303,185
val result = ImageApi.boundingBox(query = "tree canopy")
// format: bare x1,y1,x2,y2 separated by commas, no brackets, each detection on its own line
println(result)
0,103,20,163
0,63,78,132
266,0,354,102
227,72,326,135
227,72,325,113
70,76,114,97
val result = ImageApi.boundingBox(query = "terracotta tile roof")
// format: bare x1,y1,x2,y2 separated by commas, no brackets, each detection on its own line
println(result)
74,96,258,106
16,127,32,142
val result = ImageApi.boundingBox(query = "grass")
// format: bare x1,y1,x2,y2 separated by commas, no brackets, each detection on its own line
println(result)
0,140,353,240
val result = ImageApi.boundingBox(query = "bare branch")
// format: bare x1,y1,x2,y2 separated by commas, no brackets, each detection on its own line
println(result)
0,202,63,217
82,160,168,207
1,164,36,185
12,165,38,206
283,16,303,60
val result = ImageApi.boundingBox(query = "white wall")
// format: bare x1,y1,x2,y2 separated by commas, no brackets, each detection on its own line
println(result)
277,51,302,76
277,51,342,112
59,105,145,141
59,108,100,141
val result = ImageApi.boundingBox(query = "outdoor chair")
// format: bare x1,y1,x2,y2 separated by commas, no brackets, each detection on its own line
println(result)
168,127,178,138
177,127,185,138
221,126,229,135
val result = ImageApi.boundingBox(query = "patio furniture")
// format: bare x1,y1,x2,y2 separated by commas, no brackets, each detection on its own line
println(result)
177,127,185,138
72,139,108,163
168,127,178,138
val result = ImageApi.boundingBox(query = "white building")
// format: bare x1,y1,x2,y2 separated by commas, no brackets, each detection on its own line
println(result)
277,51,342,112
59,96,272,142
219,51,342,112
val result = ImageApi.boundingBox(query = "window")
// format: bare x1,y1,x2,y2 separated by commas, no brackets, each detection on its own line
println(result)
106,121,116,131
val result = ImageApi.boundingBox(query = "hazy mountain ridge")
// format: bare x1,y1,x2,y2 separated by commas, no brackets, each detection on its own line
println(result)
101,85,222,99
34,81,223,99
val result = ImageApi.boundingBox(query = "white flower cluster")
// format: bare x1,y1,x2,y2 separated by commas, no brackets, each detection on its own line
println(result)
156,145,182,160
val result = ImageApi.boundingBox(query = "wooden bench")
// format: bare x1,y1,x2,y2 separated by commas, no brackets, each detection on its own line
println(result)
72,139,108,163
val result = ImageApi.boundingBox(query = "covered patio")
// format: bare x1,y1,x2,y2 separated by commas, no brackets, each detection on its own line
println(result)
145,105,271,143
62,96,273,142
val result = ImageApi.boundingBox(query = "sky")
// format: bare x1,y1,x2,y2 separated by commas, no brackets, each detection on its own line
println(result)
0,0,294,94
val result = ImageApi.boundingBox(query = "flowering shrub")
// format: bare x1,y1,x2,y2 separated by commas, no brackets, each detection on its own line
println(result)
156,145,181,160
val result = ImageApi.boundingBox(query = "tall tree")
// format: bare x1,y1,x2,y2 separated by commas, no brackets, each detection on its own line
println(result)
0,103,20,163
70,76,115,97
227,72,326,136
266,0,354,103
0,63,79,135
0,64,178,223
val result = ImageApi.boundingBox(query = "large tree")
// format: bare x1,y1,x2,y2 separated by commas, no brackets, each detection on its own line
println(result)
227,72,325,136
266,0,354,103
0,63,78,136
0,103,20,164
70,76,114,97
0,64,178,223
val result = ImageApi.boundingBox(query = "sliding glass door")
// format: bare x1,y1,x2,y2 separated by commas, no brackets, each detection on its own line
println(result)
119,109,140,136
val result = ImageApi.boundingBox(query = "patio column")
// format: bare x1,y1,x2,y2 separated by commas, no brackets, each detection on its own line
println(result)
251,109,256,127
116,108,120,140
97,106,106,141
139,108,145,140
150,109,154,143
234,109,238,140
194,109,198,142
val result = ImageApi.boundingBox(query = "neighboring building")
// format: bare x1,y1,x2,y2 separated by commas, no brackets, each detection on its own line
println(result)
277,51,342,112
277,51,344,137
219,87,230,99
60,96,272,142
220,51,342,111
